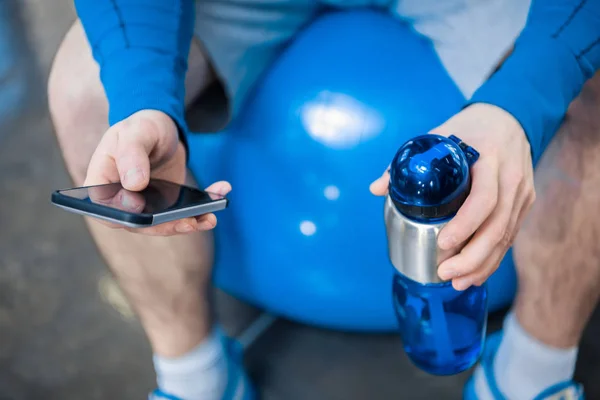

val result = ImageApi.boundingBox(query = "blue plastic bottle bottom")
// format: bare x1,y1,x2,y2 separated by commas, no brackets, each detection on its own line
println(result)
392,272,488,375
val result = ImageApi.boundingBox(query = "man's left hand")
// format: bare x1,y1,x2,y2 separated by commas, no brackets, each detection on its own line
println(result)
370,103,536,290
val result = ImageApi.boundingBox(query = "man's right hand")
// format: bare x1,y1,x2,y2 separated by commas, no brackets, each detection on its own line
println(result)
84,109,231,236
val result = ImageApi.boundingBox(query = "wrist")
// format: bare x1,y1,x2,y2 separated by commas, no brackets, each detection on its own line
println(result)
106,86,190,162
464,103,525,137
433,102,525,140
129,109,189,161
430,102,531,161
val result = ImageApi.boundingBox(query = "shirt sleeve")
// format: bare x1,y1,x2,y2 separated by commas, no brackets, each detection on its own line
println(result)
74,0,195,151
467,0,600,165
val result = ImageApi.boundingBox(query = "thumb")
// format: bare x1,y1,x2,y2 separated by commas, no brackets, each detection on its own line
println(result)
115,135,152,191
369,166,391,196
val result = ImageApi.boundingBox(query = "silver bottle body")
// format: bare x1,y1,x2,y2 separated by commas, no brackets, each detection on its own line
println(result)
384,196,460,285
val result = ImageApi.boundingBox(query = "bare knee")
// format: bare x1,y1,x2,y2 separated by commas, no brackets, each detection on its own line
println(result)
514,71,600,283
511,73,600,346
48,21,108,185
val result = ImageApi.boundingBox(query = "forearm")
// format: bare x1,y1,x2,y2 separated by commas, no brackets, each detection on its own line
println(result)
468,0,600,165
74,0,195,147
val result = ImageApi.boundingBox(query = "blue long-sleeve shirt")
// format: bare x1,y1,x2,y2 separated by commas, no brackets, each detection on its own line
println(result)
74,0,195,149
75,0,600,164
469,0,600,164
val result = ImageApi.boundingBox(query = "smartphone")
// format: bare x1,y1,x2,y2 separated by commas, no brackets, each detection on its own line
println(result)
51,179,228,228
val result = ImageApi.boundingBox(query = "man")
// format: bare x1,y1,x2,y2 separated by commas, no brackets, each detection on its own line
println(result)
48,0,600,399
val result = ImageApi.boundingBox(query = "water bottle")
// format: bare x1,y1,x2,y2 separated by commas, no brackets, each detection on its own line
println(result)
384,134,488,375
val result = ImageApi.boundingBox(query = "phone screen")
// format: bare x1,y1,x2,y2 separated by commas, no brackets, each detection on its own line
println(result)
57,179,225,214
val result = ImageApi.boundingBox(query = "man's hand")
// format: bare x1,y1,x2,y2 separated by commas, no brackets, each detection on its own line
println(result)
371,103,536,290
84,109,231,235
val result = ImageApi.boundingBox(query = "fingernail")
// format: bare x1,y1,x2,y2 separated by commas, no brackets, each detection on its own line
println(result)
439,235,456,249
201,214,217,229
207,214,217,225
124,168,143,186
454,278,471,291
438,267,458,280
175,223,194,233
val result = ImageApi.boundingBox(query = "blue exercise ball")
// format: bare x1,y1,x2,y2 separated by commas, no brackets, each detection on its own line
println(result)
188,9,517,331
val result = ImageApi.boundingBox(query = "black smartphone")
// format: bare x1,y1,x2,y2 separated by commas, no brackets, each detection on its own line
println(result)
51,179,228,228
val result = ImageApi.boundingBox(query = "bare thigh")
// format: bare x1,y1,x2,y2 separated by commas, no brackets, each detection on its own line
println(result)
48,21,219,355
512,72,600,347
48,20,213,185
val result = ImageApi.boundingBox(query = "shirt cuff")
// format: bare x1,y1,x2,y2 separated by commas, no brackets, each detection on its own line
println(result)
467,34,586,165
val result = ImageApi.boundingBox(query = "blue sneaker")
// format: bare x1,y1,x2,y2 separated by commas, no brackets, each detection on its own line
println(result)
149,335,256,400
464,331,584,400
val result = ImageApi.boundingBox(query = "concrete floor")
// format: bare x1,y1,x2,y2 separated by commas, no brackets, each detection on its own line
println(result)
1,1,600,399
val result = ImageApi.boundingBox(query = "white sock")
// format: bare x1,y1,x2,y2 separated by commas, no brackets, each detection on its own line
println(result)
153,329,228,400
491,312,578,400
473,364,495,400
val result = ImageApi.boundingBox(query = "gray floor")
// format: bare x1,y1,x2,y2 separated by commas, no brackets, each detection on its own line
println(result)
1,1,600,399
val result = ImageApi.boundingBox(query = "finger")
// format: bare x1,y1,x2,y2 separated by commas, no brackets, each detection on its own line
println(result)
171,213,219,235
196,213,218,229
438,159,499,250
438,171,521,281
452,187,529,290
452,243,507,290
84,141,126,230
115,136,151,191
369,166,390,196
124,213,217,236
204,181,232,197
85,140,120,186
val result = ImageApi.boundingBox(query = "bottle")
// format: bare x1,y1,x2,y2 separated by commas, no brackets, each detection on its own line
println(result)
384,134,487,375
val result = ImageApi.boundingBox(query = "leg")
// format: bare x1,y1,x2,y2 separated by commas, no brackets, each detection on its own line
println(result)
513,73,600,350
48,21,238,400
49,2,317,394
473,73,600,400
49,20,214,358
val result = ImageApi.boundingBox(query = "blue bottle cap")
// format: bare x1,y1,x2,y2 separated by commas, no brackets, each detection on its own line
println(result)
389,134,479,222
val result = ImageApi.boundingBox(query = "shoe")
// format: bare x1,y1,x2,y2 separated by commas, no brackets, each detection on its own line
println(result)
149,335,256,400
463,331,584,400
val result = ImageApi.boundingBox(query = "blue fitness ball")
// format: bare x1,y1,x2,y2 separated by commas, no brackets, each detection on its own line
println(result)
188,9,517,331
